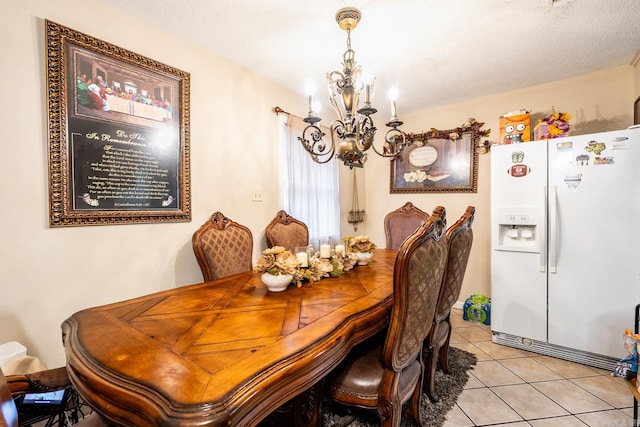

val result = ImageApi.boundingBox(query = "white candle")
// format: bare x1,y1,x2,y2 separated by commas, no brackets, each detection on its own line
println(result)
296,251,309,268
335,244,345,257
320,244,331,258
391,100,397,117
308,95,313,114
365,84,371,104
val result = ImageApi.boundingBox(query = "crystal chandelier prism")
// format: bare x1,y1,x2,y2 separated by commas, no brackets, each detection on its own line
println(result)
298,6,408,169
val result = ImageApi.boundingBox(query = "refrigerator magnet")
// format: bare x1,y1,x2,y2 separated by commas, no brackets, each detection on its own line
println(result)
563,174,582,188
593,156,614,165
585,140,606,155
508,164,531,177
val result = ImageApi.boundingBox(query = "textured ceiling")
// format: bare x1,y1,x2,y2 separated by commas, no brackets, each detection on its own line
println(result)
97,0,640,119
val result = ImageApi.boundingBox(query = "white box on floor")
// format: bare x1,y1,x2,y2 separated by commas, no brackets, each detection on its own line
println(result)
0,341,27,369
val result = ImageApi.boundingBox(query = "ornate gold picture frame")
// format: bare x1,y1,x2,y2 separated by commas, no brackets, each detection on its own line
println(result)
46,20,191,226
390,127,480,193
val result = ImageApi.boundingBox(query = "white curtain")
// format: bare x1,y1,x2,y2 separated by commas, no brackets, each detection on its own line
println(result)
278,114,340,243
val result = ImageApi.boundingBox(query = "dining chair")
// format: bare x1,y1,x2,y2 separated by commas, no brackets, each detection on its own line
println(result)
2,367,108,427
264,210,309,250
383,202,429,250
423,206,475,402
1,368,18,427
324,206,448,427
192,211,253,281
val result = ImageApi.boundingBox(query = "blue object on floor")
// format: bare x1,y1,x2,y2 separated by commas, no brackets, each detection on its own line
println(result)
463,294,491,325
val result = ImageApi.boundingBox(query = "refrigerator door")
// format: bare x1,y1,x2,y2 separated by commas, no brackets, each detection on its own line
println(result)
491,140,548,341
547,129,640,358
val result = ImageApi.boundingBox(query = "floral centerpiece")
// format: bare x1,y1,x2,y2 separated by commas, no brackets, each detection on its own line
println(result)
256,245,360,290
346,235,377,265
295,251,358,286
347,235,377,253
255,246,299,291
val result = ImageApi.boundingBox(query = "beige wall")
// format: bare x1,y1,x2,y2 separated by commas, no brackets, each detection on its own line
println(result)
1,0,306,368
354,66,635,310
2,0,637,369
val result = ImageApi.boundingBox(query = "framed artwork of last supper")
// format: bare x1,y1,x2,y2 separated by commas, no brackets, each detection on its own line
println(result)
46,20,191,226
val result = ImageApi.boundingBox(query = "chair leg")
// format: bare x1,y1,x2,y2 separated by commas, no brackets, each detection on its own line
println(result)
439,319,453,375
407,374,423,426
378,397,402,427
423,341,439,402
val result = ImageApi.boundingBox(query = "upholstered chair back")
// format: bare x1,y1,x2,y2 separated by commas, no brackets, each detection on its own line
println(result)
383,202,429,250
324,206,448,426
192,212,253,282
435,206,475,323
385,205,448,370
424,205,475,401
265,210,309,250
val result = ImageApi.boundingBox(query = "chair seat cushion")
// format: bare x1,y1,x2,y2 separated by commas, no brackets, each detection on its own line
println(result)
326,334,421,406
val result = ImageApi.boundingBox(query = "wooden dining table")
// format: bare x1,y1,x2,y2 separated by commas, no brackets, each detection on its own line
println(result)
62,249,397,426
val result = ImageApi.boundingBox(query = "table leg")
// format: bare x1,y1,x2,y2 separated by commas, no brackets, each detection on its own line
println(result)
258,380,323,427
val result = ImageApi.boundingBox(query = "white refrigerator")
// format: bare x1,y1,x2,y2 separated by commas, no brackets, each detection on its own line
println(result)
490,127,640,369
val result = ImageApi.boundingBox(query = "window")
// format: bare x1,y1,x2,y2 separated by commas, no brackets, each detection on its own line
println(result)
278,114,340,243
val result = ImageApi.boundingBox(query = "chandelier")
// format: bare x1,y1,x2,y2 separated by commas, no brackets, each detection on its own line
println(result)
298,7,408,169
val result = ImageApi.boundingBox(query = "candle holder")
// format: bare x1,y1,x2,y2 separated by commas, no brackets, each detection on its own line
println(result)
295,246,309,268
319,237,333,258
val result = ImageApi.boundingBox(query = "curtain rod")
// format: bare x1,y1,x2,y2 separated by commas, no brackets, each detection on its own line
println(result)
273,106,290,115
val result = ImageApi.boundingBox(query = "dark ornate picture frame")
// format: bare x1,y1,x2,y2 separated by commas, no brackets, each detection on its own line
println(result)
390,127,479,193
46,20,191,227
634,95,640,125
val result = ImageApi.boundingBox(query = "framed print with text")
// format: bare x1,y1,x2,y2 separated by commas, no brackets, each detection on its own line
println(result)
46,20,191,226
390,128,479,193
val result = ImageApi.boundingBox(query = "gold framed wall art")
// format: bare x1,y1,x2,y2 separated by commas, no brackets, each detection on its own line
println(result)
46,20,191,226
390,127,479,193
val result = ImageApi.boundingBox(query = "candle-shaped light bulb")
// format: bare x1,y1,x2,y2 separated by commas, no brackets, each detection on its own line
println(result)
312,98,322,115
365,84,371,104
389,87,398,118
304,80,316,116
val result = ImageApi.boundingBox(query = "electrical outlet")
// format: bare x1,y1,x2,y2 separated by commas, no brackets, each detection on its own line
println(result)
251,188,263,202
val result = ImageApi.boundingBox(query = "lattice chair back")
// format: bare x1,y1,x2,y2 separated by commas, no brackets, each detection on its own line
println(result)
192,212,253,281
385,205,448,372
383,202,429,250
435,206,475,323
265,210,309,250
325,206,448,427
424,205,475,401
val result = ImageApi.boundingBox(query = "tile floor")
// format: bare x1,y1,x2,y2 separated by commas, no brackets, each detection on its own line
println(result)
445,308,636,427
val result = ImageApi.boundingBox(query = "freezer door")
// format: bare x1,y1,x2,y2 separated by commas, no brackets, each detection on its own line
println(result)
491,140,548,341
547,129,640,358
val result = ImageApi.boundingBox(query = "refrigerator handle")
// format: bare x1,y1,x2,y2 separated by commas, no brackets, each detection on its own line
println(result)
540,185,546,272
549,185,557,273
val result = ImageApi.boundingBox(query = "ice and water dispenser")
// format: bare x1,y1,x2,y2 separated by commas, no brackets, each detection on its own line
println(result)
495,207,540,252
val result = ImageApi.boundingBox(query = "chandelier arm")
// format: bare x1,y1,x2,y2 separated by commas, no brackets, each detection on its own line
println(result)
353,115,375,152
327,71,347,122
370,127,409,158
297,124,335,164
331,119,347,140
